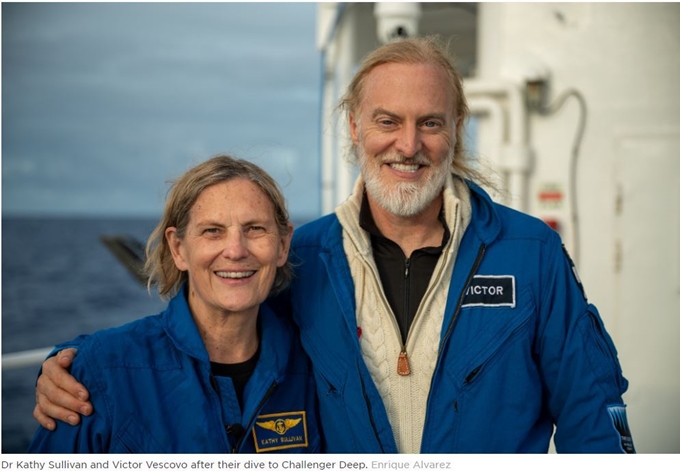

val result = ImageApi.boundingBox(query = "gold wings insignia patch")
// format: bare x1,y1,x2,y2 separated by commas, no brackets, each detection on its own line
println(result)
256,418,301,435
285,418,302,429
256,420,277,432
252,411,308,452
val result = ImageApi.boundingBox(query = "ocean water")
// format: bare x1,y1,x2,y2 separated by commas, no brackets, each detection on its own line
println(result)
1,216,167,453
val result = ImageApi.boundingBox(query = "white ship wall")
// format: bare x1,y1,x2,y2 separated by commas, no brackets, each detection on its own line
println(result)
475,2,680,453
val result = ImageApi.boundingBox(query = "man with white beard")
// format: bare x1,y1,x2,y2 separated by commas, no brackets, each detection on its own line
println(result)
34,37,633,453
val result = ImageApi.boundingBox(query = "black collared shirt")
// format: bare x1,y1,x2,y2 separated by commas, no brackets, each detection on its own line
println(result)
359,194,451,344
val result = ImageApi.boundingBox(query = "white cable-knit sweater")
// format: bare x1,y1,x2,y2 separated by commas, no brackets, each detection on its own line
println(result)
335,173,472,453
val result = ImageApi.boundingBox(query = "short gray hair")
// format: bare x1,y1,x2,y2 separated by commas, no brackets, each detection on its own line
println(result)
144,154,292,300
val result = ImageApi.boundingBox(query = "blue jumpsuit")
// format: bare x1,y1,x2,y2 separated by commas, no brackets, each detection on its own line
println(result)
28,286,321,453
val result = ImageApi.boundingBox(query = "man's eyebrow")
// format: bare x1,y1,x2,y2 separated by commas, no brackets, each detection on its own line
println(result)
371,108,400,120
421,112,448,123
371,108,449,123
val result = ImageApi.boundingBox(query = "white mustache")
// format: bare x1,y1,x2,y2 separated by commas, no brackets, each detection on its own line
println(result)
378,152,432,166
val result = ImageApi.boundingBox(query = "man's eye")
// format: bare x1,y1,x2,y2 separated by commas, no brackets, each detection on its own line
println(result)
379,119,395,126
423,120,440,128
204,228,220,234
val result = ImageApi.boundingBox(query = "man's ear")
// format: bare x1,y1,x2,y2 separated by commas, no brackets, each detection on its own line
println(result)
349,112,360,146
165,227,188,271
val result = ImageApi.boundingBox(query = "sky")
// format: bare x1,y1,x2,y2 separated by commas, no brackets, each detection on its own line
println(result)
2,2,323,220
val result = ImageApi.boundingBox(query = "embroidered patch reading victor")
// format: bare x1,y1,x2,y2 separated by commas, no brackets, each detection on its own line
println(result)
252,411,308,452
462,275,516,308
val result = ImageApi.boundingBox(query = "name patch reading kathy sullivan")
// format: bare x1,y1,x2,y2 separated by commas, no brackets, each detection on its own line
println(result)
462,275,516,308
252,411,308,452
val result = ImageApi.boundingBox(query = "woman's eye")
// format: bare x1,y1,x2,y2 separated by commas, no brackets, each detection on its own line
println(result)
247,226,266,235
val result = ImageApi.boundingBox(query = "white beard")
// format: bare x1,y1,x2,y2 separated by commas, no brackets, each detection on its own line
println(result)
355,145,453,218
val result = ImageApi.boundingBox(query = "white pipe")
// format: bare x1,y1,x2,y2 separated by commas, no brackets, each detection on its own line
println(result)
318,3,345,215
467,97,508,204
505,164,528,211
334,5,358,206
464,79,527,148
468,97,504,164
321,41,338,216
2,346,53,370
464,79,532,211
316,2,339,50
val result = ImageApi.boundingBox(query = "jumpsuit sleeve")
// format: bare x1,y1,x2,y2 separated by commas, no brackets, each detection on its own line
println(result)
536,234,635,453
52,334,89,352
34,333,90,381
28,338,111,453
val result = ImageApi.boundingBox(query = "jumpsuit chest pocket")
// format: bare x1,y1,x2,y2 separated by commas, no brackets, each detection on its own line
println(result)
444,285,536,387
110,414,168,453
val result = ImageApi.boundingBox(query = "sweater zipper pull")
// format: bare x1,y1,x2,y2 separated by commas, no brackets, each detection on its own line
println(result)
398,349,411,376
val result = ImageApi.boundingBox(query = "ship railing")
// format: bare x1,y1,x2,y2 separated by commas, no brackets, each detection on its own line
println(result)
2,347,53,370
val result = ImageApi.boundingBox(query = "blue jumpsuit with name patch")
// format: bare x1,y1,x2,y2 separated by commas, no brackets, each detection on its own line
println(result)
28,286,321,453
283,180,633,453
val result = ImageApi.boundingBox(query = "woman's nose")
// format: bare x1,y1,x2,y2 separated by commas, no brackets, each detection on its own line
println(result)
221,230,249,260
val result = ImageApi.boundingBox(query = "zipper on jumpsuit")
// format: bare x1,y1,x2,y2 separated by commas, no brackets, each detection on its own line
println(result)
357,362,387,453
423,244,486,437
208,374,235,452
351,260,390,451
210,372,279,453
439,244,487,349
234,381,279,453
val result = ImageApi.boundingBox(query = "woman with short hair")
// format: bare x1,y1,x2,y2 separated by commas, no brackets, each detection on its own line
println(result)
29,155,321,453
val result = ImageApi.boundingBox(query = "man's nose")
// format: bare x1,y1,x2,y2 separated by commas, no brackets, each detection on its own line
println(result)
221,230,249,260
394,124,422,158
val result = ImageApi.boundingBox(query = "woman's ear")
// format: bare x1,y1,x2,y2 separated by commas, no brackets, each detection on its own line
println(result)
165,227,188,271
277,223,294,267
